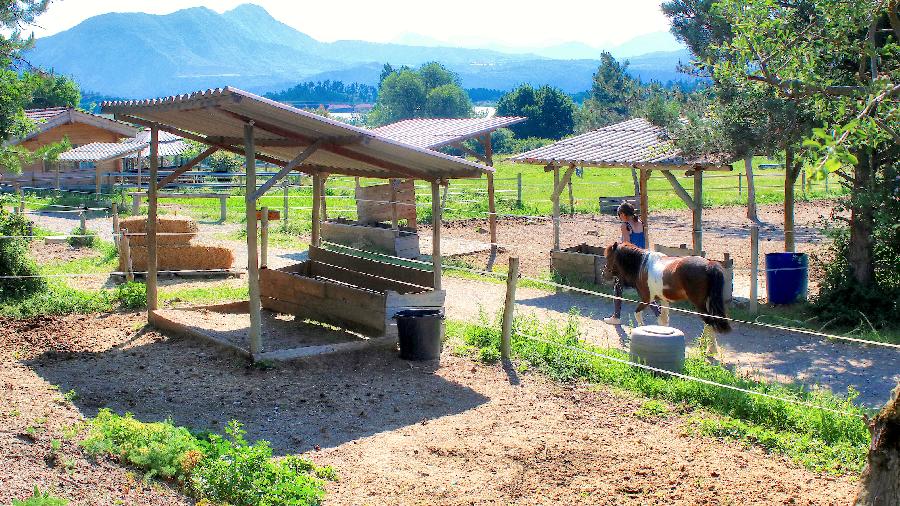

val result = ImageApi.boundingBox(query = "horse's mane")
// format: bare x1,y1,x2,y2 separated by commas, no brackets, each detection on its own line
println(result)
605,242,646,285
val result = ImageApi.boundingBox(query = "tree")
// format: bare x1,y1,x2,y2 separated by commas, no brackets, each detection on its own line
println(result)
418,62,456,91
24,72,81,109
576,52,642,131
497,84,575,140
425,84,471,118
368,62,472,125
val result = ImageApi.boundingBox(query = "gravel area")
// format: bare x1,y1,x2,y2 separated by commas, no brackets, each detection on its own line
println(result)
1,313,858,505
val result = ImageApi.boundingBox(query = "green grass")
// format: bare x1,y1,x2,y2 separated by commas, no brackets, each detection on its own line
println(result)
448,310,871,475
81,409,334,505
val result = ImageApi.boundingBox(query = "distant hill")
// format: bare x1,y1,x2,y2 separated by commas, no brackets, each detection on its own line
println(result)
26,4,696,98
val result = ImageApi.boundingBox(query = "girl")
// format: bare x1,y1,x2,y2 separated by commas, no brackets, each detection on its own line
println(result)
603,202,652,325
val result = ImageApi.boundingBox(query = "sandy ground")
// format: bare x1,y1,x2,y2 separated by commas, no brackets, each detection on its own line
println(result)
1,312,858,505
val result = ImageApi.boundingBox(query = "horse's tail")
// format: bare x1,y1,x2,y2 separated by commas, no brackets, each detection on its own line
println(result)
703,263,732,334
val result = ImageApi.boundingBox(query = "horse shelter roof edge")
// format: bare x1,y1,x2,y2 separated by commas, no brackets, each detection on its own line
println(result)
371,116,527,150
100,87,493,181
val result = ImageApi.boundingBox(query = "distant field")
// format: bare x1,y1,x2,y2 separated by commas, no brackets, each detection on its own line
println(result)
3,156,843,229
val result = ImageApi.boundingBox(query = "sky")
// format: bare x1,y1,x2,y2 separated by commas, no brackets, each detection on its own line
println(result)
27,0,675,49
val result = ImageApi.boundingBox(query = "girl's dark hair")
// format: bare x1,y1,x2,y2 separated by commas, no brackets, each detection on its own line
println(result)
617,202,637,217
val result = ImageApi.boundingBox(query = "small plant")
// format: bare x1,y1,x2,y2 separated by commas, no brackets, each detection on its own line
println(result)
12,487,68,506
66,226,96,248
478,347,500,364
0,208,43,299
115,281,147,309
634,400,670,421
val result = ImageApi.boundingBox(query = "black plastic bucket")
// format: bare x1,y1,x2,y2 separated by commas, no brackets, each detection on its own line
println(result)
394,309,444,361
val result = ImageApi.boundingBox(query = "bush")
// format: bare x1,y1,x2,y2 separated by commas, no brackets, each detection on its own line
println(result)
81,410,334,506
66,226,96,248
0,208,43,299
116,281,147,309
11,487,68,506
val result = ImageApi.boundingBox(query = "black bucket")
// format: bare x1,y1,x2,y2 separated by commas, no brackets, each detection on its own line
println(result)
394,309,444,361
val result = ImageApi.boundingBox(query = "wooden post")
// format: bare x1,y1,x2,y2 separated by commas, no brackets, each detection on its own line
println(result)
738,172,743,197
244,123,262,358
552,165,560,251
260,206,269,269
55,163,60,193
147,125,159,313
516,172,523,206
219,195,227,223
693,169,703,254
390,178,400,232
639,168,651,250
630,167,641,197
17,187,24,214
500,256,519,361
567,179,575,217
111,202,119,248
311,173,322,247
79,211,86,236
824,172,829,193
801,169,807,199
745,154,758,222
482,135,499,270
283,181,289,223
750,224,759,314
320,175,328,220
122,233,134,283
431,181,442,291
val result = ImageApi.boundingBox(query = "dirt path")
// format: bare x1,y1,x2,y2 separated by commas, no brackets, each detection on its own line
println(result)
1,313,856,505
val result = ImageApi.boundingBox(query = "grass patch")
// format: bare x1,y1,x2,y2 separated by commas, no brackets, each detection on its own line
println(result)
81,409,335,506
447,311,871,474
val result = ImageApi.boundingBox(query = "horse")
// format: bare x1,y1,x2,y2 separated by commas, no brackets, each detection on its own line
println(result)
603,241,732,355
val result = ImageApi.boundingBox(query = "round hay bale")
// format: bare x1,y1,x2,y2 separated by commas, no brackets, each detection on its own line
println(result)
121,243,234,272
120,215,197,246
629,325,685,374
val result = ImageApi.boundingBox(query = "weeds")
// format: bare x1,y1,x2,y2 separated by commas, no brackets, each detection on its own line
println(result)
66,227,96,248
11,487,69,506
81,410,335,505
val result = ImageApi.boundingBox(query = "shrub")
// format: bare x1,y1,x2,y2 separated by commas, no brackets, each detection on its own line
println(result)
0,208,43,299
115,281,147,309
66,226,96,248
11,487,69,506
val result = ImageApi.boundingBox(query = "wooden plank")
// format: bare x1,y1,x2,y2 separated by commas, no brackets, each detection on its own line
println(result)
147,125,159,313
260,266,324,298
431,181,442,291
321,220,408,256
355,179,417,225
385,290,446,309
660,170,696,210
253,140,322,200
158,146,218,188
245,123,262,357
311,173,322,247
149,310,251,358
552,165,560,251
310,246,434,288
261,295,385,336
257,335,397,361
310,261,430,294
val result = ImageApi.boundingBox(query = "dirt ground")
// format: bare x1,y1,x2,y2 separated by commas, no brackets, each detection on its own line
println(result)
1,312,858,505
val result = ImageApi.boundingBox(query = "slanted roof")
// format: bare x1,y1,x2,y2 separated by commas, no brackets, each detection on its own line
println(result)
510,118,730,171
101,87,491,180
125,130,191,158
371,116,527,149
58,142,145,162
10,107,139,145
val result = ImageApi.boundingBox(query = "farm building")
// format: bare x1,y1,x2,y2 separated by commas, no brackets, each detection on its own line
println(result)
2,107,138,189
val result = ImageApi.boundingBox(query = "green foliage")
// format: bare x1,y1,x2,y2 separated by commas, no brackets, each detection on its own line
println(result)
0,282,114,318
116,281,147,310
634,400,671,421
369,62,472,125
0,208,43,299
576,52,641,131
264,80,377,105
23,71,80,109
448,312,871,474
496,84,575,139
66,226,96,248
11,487,68,506
82,410,333,506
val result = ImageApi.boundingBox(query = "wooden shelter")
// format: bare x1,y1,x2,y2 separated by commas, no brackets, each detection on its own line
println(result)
372,116,525,266
510,118,731,280
2,107,138,190
101,87,491,361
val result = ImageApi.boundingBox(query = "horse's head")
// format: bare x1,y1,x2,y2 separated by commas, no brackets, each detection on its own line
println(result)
602,242,621,280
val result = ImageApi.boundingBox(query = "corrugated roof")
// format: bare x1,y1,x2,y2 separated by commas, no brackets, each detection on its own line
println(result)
24,107,70,123
510,118,730,170
101,87,491,180
125,130,191,158
58,142,145,162
371,116,527,149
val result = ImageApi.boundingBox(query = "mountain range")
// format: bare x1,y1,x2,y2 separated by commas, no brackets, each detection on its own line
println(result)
26,4,695,99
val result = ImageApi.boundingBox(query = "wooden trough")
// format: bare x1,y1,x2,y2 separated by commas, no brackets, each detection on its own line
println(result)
321,218,420,258
260,246,444,338
551,244,608,286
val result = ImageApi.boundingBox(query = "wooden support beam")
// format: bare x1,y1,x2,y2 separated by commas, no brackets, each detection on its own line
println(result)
320,174,329,220
245,123,262,358
311,173,322,247
146,125,159,314
158,146,218,188
552,165,561,251
252,140,322,200
449,141,488,164
639,168,651,250
552,164,576,200
693,169,703,254
660,170,696,210
483,134,498,271
431,181,443,291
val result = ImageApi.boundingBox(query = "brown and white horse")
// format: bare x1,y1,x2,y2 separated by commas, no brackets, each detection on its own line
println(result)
603,241,732,354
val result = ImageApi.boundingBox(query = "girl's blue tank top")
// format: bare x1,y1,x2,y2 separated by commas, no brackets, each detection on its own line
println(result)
626,222,646,249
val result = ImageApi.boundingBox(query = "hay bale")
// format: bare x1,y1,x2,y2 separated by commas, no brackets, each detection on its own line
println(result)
119,215,197,246
122,243,234,272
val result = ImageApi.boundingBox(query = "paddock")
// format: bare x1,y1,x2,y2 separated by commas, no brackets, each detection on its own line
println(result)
101,87,492,361
510,118,733,287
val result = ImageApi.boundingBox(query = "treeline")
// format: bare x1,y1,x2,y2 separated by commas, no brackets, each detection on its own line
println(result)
265,81,377,105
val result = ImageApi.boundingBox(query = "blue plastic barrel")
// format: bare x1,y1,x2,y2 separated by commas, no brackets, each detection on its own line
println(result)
765,252,809,305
